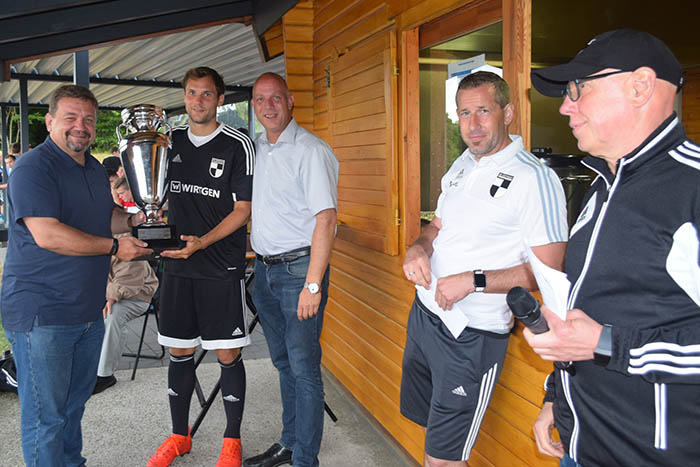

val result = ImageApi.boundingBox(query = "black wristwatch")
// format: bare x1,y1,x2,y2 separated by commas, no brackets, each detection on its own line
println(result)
593,324,613,366
109,238,119,256
473,269,486,293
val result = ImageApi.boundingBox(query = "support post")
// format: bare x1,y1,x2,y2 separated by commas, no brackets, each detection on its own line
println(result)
73,50,90,87
19,78,29,153
248,96,256,138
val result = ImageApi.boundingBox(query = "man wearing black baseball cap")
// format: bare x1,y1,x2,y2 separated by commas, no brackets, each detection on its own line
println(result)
525,29,700,466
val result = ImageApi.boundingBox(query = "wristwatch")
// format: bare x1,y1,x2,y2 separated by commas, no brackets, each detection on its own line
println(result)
473,269,486,293
593,324,613,366
304,282,320,294
109,238,119,256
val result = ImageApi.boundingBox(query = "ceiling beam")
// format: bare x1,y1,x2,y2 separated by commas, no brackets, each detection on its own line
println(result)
10,73,252,93
0,1,244,45
0,2,254,68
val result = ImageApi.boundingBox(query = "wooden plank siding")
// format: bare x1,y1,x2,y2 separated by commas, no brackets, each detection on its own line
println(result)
278,0,560,465
683,66,700,142
262,20,284,60
328,29,400,255
284,1,314,129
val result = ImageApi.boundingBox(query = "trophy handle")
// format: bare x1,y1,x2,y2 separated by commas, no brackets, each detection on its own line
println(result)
161,121,172,139
116,122,127,143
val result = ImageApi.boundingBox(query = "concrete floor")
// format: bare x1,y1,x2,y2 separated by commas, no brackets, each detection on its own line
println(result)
0,310,417,467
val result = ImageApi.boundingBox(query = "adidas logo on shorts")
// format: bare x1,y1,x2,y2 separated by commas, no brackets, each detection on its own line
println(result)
223,394,240,403
232,327,243,336
168,388,179,397
451,386,467,397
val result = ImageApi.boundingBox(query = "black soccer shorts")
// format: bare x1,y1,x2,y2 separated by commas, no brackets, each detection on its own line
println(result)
400,296,508,461
158,273,251,350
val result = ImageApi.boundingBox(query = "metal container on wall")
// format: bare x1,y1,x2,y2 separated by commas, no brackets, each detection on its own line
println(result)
536,153,594,229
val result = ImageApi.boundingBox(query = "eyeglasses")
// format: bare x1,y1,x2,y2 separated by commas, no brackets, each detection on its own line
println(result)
565,70,628,102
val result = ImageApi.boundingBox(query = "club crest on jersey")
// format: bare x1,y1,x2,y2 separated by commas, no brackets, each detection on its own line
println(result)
490,172,513,198
209,158,225,178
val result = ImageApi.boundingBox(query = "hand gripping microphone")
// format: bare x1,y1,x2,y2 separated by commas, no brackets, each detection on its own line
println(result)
506,286,575,375
506,286,549,334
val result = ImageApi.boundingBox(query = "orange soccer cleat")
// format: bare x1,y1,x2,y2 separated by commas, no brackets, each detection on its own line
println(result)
216,437,242,467
146,430,192,467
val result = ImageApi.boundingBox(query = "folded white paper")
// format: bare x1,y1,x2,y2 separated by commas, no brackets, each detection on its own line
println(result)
527,247,570,321
415,273,470,339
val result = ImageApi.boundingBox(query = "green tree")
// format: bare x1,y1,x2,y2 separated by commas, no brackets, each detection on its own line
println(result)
4,108,123,154
94,110,122,153
445,114,465,166
4,108,49,148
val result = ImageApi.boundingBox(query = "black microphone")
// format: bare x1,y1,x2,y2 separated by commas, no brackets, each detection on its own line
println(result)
506,286,549,334
506,286,575,375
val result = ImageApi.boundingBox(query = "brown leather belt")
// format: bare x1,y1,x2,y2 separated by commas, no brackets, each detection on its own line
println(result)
256,247,311,266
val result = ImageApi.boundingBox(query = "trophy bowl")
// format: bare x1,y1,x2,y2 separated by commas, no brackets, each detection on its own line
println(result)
117,105,179,257
118,131,170,224
120,104,167,133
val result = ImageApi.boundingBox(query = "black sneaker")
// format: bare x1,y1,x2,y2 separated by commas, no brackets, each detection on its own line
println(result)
243,443,293,467
92,375,117,394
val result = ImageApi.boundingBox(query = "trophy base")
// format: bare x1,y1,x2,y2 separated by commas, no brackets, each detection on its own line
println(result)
132,224,181,260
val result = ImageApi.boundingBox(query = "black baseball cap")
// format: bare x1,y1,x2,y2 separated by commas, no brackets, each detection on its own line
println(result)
102,155,122,172
531,29,683,97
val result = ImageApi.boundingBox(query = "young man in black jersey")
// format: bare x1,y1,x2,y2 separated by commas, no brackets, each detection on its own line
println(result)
147,67,254,467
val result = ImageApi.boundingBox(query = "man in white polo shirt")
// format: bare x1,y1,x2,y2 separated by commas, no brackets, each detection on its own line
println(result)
401,71,568,466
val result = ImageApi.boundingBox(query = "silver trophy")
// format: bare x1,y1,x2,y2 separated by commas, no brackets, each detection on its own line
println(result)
116,104,178,254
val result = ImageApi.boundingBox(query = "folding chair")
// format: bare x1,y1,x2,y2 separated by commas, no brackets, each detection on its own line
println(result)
122,259,165,380
122,298,165,381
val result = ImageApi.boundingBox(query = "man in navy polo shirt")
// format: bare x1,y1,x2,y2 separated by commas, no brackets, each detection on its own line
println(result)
1,84,151,467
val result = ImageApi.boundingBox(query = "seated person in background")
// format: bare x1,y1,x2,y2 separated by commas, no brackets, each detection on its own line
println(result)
113,176,138,212
93,231,159,393
94,183,157,395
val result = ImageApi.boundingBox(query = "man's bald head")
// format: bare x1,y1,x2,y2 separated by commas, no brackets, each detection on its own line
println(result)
253,73,290,96
252,72,294,144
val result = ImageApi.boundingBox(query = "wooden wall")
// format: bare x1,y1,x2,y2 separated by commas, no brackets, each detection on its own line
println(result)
280,0,558,465
683,66,700,142
283,1,314,128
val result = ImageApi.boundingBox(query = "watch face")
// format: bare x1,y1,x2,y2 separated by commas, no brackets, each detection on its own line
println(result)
307,282,320,294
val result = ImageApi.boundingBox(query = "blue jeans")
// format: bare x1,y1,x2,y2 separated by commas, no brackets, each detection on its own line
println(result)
560,454,582,467
6,316,104,467
252,255,329,467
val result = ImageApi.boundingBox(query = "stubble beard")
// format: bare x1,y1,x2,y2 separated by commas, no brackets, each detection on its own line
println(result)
65,130,92,153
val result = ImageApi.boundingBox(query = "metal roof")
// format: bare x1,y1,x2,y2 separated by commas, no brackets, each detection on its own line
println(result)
0,22,285,112
0,1,296,113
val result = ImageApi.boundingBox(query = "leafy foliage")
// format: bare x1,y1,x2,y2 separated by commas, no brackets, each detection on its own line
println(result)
94,110,122,153
3,108,122,154
445,114,466,166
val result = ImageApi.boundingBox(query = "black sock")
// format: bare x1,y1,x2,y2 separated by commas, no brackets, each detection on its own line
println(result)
220,355,246,439
168,353,196,436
